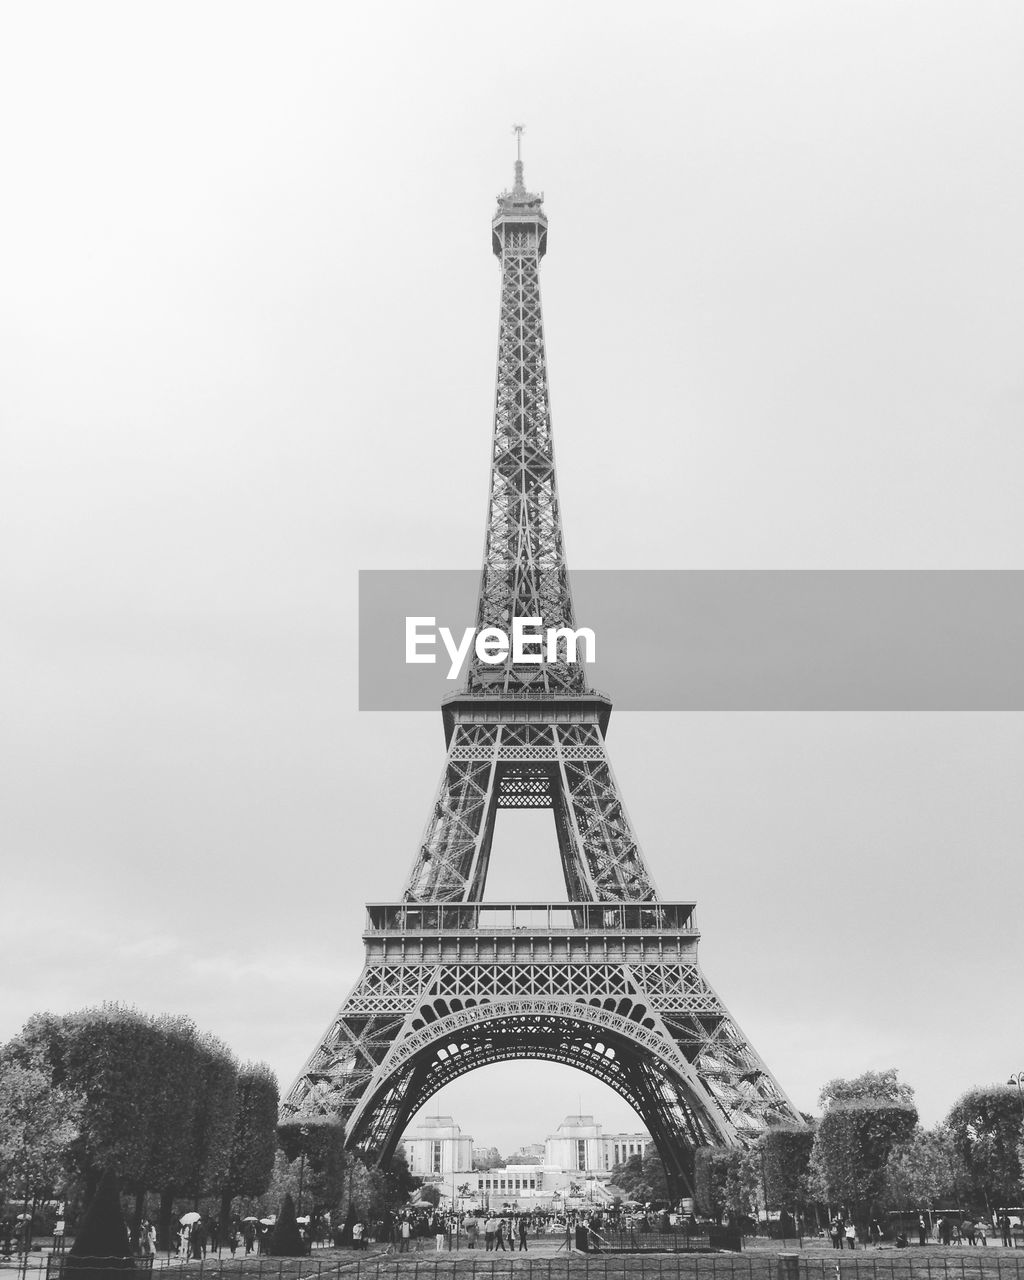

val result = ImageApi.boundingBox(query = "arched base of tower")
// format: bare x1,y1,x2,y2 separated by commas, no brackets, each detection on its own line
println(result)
336,1000,744,1201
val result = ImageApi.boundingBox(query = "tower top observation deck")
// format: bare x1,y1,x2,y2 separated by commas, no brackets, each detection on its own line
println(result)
493,125,547,257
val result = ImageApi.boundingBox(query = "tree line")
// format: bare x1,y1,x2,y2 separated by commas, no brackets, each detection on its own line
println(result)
0,1006,282,1245
0,1004,420,1249
689,1069,1024,1233
5,1011,1020,1244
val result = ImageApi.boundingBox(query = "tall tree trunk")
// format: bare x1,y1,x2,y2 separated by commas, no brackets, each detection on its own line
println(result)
158,1188,174,1253
131,1186,146,1249
219,1191,232,1239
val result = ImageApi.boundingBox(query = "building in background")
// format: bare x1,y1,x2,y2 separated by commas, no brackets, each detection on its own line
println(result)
545,1114,651,1173
403,1112,651,1208
402,1115,474,1178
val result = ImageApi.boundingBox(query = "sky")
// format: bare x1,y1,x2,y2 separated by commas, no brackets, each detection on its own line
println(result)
1,1,1023,1155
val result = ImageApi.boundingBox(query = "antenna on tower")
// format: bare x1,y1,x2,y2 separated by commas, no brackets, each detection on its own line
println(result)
512,123,525,191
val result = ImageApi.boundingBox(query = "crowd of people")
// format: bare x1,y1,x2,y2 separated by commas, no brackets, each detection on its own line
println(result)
822,1212,1018,1250
4,1201,1020,1261
138,1213,318,1258
333,1205,693,1253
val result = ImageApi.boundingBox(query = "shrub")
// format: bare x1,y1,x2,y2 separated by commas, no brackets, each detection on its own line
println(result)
66,1168,134,1280
268,1192,305,1257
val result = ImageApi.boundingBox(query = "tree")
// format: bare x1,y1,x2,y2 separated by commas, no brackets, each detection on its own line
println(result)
694,1148,757,1224
10,1008,198,1240
61,1007,162,1199
179,1033,237,1209
340,1156,410,1223
0,1057,80,1208
268,1191,305,1257
694,1148,730,1222
241,1148,301,1219
759,1125,815,1215
137,1016,203,1245
819,1070,915,1109
472,1147,505,1171
811,1099,918,1225
639,1143,672,1202
610,1153,650,1201
384,1144,416,1205
277,1115,345,1215
946,1086,1023,1210
219,1065,279,1225
66,1167,133,1280
883,1125,965,1211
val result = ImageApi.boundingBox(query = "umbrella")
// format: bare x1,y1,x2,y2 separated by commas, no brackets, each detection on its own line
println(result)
242,1217,259,1223
180,1212,202,1226
259,1217,276,1226
296,1216,310,1225
16,1214,33,1222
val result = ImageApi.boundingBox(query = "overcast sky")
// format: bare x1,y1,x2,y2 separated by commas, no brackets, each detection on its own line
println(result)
2,1,1023,1154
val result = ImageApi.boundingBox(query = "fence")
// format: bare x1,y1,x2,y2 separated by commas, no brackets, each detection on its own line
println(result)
34,1252,1024,1280
577,1228,743,1253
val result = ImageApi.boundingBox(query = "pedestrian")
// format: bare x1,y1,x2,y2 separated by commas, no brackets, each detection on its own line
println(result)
845,1221,856,1250
977,1220,988,1246
484,1216,496,1251
465,1216,478,1249
999,1214,1011,1248
494,1217,506,1251
518,1215,528,1252
918,1215,928,1246
352,1220,363,1251
829,1220,841,1250
400,1219,412,1252
191,1221,207,1260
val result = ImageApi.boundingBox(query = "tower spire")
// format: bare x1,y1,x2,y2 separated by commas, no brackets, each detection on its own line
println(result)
479,134,579,697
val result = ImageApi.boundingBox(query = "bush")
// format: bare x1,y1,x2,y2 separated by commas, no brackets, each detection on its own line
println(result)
66,1168,134,1280
268,1192,305,1257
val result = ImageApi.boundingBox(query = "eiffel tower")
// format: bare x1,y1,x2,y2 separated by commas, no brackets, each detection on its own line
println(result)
283,135,803,1194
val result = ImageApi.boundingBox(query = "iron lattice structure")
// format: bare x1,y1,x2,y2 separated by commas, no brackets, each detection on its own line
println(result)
283,152,803,1195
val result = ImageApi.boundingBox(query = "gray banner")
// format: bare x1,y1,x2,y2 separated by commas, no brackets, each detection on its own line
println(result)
358,570,1024,711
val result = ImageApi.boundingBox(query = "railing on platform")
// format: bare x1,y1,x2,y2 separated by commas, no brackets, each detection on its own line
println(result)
365,902,698,935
